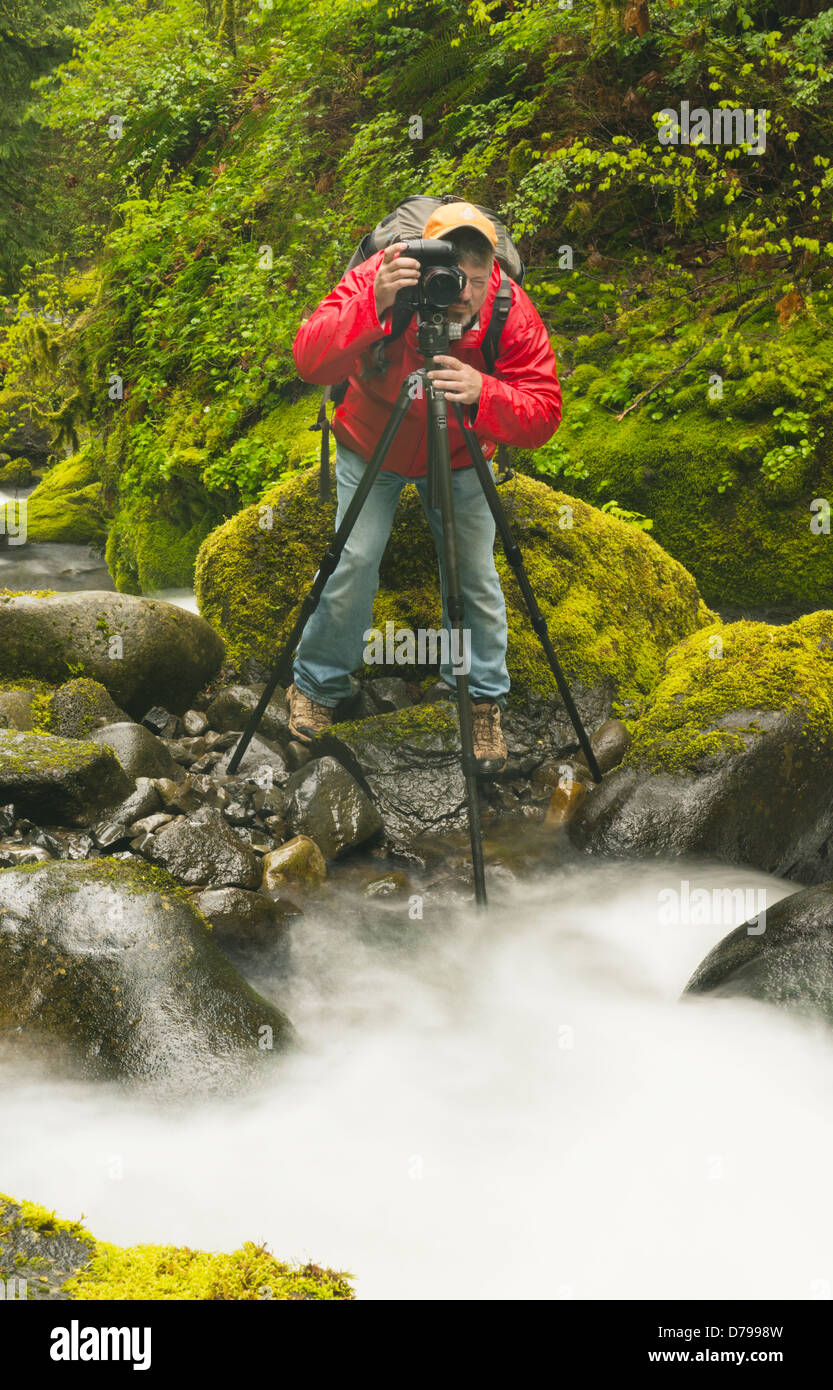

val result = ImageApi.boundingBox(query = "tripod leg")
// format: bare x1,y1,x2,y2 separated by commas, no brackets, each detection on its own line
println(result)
226,377,417,774
426,385,488,909
450,402,603,785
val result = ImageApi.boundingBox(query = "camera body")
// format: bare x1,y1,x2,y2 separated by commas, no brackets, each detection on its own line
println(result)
394,238,467,312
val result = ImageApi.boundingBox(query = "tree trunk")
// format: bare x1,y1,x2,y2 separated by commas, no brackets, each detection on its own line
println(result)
216,0,237,55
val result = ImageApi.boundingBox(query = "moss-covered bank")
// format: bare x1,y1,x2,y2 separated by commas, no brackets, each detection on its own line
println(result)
0,1193,354,1300
104,395,320,594
536,311,833,607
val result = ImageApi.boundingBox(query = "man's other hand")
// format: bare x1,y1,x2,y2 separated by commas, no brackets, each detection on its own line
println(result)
374,242,421,320
427,355,483,405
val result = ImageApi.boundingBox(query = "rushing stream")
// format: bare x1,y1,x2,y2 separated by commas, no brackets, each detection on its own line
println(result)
2,852,832,1301
3,536,832,1297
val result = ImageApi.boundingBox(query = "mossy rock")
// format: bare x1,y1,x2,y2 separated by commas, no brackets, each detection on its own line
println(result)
0,1193,353,1300
0,590,224,719
0,728,132,823
106,499,222,595
41,677,130,738
570,611,833,883
0,455,34,487
624,612,833,774
0,859,295,1091
24,447,106,544
194,466,715,712
0,676,127,737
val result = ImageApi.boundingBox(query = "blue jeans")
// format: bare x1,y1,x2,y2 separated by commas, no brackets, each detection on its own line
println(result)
293,441,509,708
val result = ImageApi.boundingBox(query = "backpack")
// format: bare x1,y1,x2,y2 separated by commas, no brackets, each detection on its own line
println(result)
309,193,526,499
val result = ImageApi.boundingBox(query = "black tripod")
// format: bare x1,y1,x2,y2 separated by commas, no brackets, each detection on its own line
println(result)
227,309,603,907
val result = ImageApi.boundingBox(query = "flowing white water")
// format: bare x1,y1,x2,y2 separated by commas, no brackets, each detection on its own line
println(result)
2,854,833,1301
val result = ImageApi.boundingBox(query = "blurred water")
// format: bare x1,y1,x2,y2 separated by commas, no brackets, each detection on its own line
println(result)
2,854,831,1301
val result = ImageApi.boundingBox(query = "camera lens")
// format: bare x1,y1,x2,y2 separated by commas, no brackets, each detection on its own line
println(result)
422,265,466,308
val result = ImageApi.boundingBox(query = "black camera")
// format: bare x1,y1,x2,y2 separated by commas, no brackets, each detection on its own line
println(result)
395,238,466,312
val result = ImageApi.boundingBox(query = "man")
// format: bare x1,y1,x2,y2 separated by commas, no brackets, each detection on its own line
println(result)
288,201,562,773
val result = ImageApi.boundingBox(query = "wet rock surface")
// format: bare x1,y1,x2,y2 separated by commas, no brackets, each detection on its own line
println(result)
570,615,833,885
0,859,294,1091
283,756,383,859
205,684,290,745
89,722,186,782
192,886,298,954
0,730,132,825
684,880,833,1027
312,704,470,851
141,805,262,889
570,705,833,883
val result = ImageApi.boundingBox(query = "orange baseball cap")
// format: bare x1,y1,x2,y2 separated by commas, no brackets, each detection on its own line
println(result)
421,201,498,250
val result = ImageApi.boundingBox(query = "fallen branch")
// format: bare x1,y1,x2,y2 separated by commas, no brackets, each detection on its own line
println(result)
614,291,780,422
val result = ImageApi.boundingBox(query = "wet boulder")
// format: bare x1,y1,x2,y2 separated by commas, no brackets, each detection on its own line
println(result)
89,722,185,782
683,880,833,1028
212,732,290,783
191,886,298,954
313,704,468,852
0,591,224,718
0,730,131,825
104,777,163,827
262,836,326,891
283,756,383,859
205,684,290,745
574,717,631,776
0,859,294,1091
570,614,833,884
141,804,262,889
365,677,415,713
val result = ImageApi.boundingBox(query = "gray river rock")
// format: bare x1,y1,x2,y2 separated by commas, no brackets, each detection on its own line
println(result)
0,591,223,718
283,755,383,859
684,879,833,1027
0,859,294,1091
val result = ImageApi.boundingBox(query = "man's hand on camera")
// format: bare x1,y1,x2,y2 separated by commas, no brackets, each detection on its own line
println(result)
427,355,483,406
374,242,421,320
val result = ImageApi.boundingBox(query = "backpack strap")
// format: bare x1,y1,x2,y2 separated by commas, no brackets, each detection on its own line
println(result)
480,270,514,483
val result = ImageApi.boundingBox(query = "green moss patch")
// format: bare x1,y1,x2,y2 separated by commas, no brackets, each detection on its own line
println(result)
624,611,833,774
25,446,106,544
0,1193,353,1301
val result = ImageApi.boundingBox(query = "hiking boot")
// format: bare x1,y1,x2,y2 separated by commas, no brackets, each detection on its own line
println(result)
471,698,507,775
287,682,333,744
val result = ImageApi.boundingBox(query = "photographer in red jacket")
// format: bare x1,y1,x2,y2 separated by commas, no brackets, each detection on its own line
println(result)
287,202,562,773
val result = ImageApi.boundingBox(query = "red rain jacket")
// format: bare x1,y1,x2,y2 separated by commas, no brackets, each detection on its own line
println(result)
292,248,562,478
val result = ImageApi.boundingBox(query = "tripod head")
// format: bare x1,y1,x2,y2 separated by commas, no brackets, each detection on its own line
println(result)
416,308,463,361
